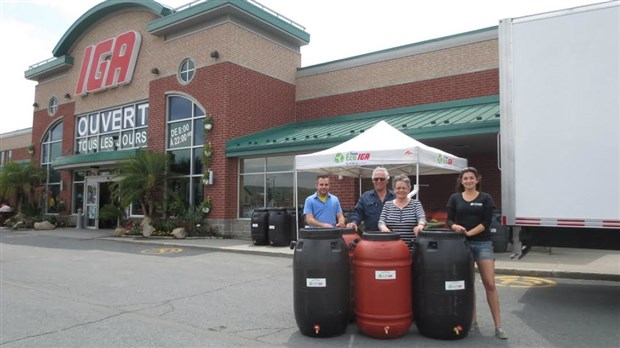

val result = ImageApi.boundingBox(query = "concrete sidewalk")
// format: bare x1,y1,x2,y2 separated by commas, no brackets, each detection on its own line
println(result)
98,231,620,282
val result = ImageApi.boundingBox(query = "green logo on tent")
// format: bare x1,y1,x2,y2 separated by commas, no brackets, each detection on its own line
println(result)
335,153,345,163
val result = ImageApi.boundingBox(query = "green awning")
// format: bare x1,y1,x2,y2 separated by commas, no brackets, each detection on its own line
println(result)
53,149,139,170
226,96,499,157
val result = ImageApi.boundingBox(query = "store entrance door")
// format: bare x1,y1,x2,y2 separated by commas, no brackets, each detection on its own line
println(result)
84,176,114,229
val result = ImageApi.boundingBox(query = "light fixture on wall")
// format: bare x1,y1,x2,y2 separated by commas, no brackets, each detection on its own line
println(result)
32,102,39,108
210,50,220,59
60,180,64,191
204,170,214,185
150,67,159,74
64,93,71,99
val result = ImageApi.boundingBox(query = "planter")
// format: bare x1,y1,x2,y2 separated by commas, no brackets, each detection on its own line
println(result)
204,123,212,130
202,207,210,214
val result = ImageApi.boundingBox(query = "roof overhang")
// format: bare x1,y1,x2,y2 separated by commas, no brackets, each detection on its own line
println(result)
53,149,139,170
24,55,74,81
148,0,309,46
226,96,500,157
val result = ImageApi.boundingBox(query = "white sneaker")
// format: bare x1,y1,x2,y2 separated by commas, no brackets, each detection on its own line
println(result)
495,327,508,339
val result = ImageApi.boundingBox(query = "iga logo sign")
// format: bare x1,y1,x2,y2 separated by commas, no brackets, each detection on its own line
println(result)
437,154,453,165
75,31,142,96
334,152,371,163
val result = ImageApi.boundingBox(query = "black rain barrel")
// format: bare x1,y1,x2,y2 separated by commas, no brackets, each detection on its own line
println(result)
268,207,291,246
286,206,303,242
250,208,270,245
293,228,350,337
412,229,474,339
490,211,509,252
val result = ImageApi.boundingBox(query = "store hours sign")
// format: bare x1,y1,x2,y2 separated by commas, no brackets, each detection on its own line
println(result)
75,102,148,154
168,121,192,148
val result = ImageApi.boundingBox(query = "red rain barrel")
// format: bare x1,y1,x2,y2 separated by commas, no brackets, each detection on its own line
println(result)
342,228,360,321
353,232,412,339
292,228,350,337
412,229,474,339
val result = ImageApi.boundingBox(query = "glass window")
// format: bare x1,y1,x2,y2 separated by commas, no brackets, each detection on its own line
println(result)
166,95,207,208
192,148,204,176
266,173,294,207
239,174,265,218
41,122,63,214
178,58,195,84
238,155,310,218
169,149,191,175
48,96,58,116
193,118,205,145
72,171,86,214
168,96,193,121
241,158,264,174
267,155,293,172
297,172,317,205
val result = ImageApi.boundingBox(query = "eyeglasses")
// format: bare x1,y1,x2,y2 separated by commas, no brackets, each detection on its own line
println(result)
372,177,386,182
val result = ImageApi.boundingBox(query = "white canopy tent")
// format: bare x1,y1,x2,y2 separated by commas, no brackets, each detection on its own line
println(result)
293,120,468,230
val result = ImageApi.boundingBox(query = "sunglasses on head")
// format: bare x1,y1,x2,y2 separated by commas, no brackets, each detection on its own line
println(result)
372,177,386,182
461,167,478,173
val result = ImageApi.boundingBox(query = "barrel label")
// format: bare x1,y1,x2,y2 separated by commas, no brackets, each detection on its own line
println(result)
269,225,275,230
445,280,465,290
375,270,396,280
252,223,258,227
306,278,326,287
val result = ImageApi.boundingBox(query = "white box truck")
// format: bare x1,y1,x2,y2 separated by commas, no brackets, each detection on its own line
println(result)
499,1,619,253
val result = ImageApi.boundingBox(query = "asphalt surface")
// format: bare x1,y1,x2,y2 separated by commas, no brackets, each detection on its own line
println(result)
58,227,620,282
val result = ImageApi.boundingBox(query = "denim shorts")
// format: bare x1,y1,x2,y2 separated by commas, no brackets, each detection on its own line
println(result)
466,240,495,261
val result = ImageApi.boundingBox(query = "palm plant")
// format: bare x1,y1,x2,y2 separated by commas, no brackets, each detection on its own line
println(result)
0,161,45,215
110,150,176,220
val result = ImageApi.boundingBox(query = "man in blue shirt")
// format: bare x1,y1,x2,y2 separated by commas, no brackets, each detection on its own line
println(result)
346,167,395,232
304,175,345,228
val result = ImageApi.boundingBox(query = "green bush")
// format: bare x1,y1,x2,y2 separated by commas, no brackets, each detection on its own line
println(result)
153,219,178,233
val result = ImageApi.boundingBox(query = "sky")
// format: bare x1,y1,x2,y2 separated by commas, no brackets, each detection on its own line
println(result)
0,0,604,134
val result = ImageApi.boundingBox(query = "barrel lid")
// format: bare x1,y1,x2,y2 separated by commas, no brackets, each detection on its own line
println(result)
299,228,343,239
253,208,269,212
362,232,401,241
419,229,463,239
341,228,358,236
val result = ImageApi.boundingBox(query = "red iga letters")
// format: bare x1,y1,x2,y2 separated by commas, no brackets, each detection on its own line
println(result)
75,31,142,96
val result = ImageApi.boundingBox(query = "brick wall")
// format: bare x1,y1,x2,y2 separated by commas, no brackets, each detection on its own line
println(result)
296,69,499,120
149,62,296,219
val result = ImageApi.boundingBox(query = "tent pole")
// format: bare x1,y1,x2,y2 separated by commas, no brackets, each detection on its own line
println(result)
294,170,299,240
359,175,362,196
416,151,420,199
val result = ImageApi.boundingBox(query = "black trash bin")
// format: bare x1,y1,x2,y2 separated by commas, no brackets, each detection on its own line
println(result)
250,208,270,245
293,228,350,337
490,211,509,252
286,206,303,242
268,207,291,246
412,229,474,340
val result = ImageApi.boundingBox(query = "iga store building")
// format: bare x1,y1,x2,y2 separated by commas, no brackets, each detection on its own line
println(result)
24,0,501,236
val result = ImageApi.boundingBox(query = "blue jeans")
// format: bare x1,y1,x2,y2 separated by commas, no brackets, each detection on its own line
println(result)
466,240,495,261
